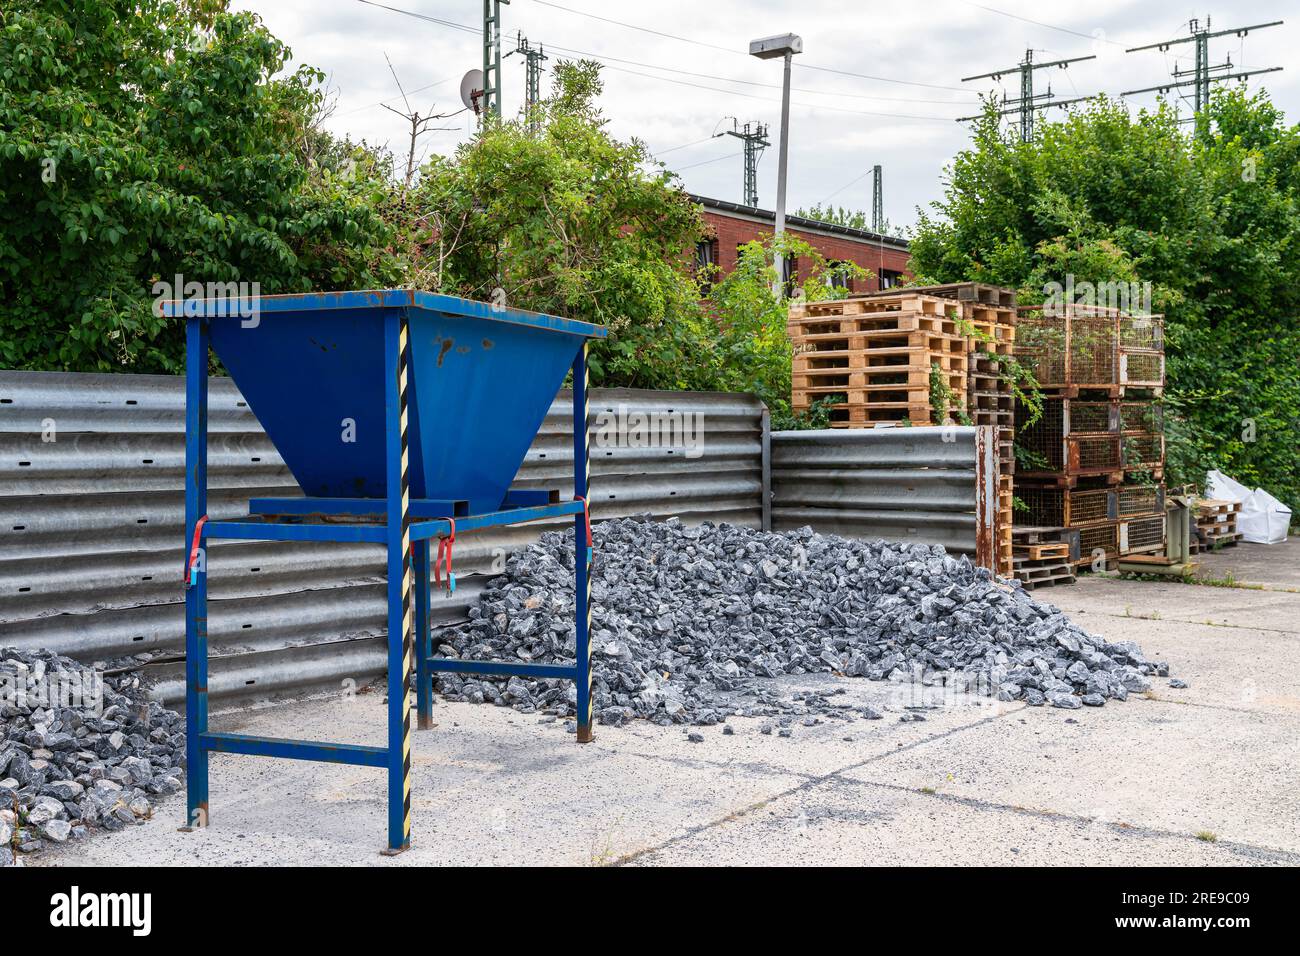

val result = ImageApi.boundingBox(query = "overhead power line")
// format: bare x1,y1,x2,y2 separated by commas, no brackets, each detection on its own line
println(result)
959,48,1098,141
672,150,743,172
1122,17,1284,131
350,0,965,122
525,0,973,93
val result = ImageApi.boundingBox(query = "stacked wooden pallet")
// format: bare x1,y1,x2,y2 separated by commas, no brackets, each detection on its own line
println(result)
866,283,1018,576
789,292,966,427
1011,526,1078,589
1012,304,1166,571
789,284,1021,578
1191,499,1242,552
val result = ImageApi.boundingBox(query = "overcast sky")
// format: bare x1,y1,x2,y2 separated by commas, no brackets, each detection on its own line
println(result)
231,0,1298,233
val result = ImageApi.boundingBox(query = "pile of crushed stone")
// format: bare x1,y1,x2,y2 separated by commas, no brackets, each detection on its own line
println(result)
1,649,183,863
433,517,1168,728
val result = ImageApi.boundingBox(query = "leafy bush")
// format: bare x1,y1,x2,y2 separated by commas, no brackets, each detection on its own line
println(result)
910,92,1300,511
0,0,399,372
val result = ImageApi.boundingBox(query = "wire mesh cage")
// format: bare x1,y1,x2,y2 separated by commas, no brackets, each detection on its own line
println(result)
1120,401,1164,434
1122,434,1165,468
1068,315,1119,386
1117,483,1165,517
1016,397,1066,470
1073,435,1123,472
1017,485,1117,527
1013,313,1068,388
1078,521,1119,560
1120,351,1165,386
1120,514,1166,553
1119,315,1164,351
1069,401,1119,434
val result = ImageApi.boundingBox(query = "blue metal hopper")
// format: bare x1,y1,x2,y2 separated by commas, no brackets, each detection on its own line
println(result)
170,290,606,854
194,290,604,513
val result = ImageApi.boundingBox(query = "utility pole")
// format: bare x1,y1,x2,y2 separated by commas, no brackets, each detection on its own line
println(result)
1123,18,1283,134
509,31,547,126
716,120,770,206
481,0,510,120
870,164,883,234
959,49,1096,142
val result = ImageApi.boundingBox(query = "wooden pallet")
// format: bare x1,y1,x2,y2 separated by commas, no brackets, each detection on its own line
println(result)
1192,499,1241,551
790,292,962,328
1012,524,1081,562
865,282,1017,309
1012,555,1077,589
1015,541,1071,560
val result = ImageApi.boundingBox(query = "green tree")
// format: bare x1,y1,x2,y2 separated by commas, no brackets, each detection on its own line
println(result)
0,0,399,372
704,233,868,428
910,92,1300,511
398,60,711,389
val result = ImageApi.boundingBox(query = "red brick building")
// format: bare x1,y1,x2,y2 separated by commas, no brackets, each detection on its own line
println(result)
691,193,911,294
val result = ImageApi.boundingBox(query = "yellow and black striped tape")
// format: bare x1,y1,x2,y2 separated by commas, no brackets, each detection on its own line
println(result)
582,342,593,730
397,314,414,842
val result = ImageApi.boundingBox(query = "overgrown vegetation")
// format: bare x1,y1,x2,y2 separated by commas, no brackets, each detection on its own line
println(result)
0,0,400,372
4,1,1297,508
910,94,1300,512
0,2,858,426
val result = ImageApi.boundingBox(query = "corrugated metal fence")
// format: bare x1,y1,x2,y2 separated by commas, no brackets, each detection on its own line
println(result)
770,426,997,568
0,372,764,706
2,374,997,708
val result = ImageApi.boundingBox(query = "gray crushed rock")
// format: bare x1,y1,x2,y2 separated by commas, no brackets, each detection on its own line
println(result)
433,517,1167,728
1,649,183,863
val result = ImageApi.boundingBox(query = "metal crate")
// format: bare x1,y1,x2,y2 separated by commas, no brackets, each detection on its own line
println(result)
1077,521,1119,561
1069,401,1119,434
1018,485,1117,527
1122,433,1165,468
1120,401,1163,434
1120,514,1166,555
1120,351,1165,387
1119,315,1164,351
1117,484,1165,517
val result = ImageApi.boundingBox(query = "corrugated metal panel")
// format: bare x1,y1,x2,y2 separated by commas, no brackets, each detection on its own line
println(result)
0,371,763,706
770,426,996,564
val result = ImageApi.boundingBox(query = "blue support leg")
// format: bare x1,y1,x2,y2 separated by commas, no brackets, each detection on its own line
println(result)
183,316,210,830
381,309,414,854
414,539,433,729
572,342,594,744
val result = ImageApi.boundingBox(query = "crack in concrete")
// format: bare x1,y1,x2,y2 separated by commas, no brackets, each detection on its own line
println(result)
613,693,1299,866
610,705,1020,866
833,776,1300,864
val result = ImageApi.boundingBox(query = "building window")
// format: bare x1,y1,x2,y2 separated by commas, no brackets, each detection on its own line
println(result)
828,261,851,291
879,268,904,290
695,239,718,294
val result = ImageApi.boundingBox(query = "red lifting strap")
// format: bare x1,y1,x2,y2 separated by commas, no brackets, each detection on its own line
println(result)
574,495,593,548
434,518,456,589
184,515,208,586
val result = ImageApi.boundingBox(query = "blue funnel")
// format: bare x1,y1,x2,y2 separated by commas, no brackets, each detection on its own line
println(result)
181,290,605,514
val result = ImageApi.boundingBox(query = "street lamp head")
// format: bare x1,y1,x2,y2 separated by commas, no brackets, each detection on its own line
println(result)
749,33,803,59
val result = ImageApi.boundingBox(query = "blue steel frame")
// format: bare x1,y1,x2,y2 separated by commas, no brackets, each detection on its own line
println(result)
183,312,596,853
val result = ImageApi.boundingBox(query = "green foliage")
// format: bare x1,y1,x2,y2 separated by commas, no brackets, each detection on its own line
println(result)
0,0,399,372
911,91,1300,511
704,233,869,429
397,60,710,390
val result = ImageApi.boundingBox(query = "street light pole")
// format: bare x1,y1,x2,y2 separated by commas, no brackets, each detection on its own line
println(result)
775,49,793,239
750,33,802,295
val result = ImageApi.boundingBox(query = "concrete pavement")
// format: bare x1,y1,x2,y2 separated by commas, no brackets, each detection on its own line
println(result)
38,548,1300,867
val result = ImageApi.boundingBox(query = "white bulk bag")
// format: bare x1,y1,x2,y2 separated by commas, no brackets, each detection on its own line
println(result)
1204,469,1291,545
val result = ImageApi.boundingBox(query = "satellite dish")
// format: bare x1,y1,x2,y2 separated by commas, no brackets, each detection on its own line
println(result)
460,69,485,113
